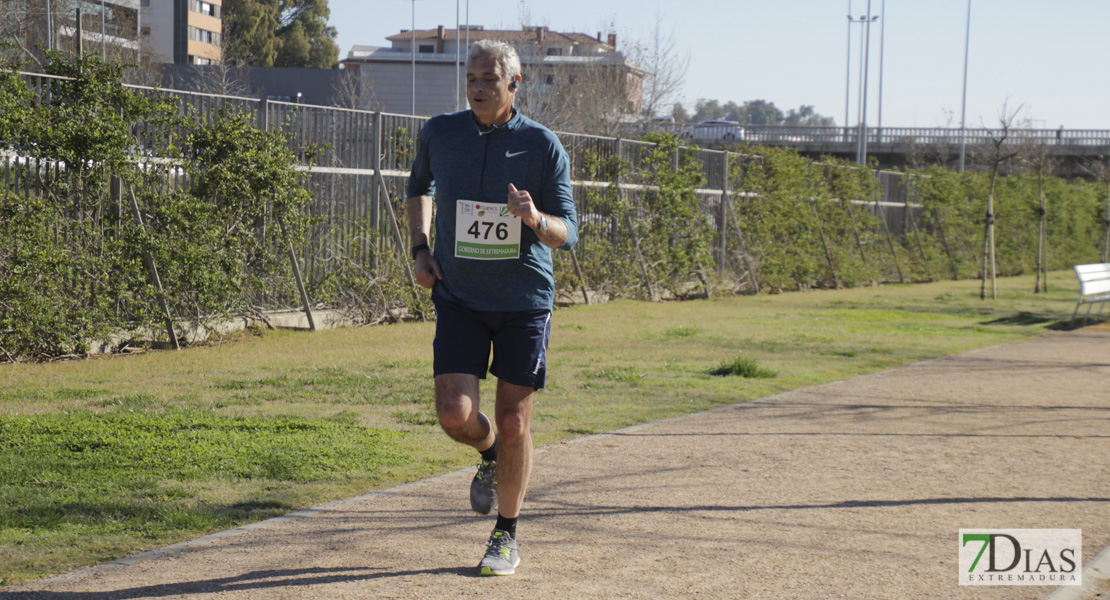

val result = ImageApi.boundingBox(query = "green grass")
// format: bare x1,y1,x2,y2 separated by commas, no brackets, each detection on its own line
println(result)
0,271,1091,585
709,356,777,378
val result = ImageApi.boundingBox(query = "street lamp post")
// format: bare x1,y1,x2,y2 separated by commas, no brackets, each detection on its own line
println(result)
100,0,106,59
856,15,866,130
855,6,879,164
45,0,52,51
877,0,885,135
455,0,460,111
958,0,972,172
844,1,853,142
410,0,416,116
845,14,874,147
457,0,470,111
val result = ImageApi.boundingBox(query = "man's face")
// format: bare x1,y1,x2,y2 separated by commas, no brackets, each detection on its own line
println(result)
467,54,516,126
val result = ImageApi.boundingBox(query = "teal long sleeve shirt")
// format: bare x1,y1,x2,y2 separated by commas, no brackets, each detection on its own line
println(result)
406,109,579,312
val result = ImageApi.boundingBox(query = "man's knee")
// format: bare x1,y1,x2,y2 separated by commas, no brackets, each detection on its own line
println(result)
436,397,469,434
495,406,531,444
434,375,479,435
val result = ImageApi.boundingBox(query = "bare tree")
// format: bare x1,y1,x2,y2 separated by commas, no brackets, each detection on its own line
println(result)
979,102,1027,300
1023,135,1058,293
187,62,254,97
509,23,645,136
0,0,56,69
121,40,169,88
331,69,382,112
517,56,642,137
626,13,689,119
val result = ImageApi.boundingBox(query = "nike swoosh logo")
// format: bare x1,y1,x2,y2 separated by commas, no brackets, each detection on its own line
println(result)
505,150,528,158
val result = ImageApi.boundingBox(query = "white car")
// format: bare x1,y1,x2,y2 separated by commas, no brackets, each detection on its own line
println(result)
683,120,745,141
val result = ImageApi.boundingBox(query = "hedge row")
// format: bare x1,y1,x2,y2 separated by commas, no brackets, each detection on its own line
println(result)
2,54,1108,361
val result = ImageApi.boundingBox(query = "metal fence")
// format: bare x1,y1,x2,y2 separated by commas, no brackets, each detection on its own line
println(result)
649,122,1110,148
6,74,915,310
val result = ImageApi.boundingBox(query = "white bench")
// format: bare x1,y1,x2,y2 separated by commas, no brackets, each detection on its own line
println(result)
1071,263,1110,326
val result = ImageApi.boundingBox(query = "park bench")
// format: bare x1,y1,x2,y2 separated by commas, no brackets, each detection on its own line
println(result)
1071,263,1110,326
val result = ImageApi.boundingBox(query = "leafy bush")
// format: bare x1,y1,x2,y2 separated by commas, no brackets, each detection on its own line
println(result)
0,54,312,361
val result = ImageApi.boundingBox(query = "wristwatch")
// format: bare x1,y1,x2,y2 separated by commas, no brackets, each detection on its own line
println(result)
411,243,430,259
535,215,548,232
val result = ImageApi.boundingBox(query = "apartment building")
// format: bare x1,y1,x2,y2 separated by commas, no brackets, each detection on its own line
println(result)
142,0,222,65
341,25,644,119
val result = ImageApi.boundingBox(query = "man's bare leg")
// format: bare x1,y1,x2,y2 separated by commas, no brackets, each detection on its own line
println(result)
493,379,534,519
435,373,495,452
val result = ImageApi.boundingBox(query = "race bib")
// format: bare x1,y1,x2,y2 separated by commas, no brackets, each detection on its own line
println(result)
454,200,521,260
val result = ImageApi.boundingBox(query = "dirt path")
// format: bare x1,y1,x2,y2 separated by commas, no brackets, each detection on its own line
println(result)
7,328,1110,599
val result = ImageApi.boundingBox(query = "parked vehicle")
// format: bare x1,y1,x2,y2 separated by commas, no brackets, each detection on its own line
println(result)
683,120,745,141
632,115,679,136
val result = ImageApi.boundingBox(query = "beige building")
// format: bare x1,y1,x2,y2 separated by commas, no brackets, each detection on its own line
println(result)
341,25,644,123
141,0,222,65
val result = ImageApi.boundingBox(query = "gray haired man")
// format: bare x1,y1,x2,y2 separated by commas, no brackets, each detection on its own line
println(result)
406,40,578,575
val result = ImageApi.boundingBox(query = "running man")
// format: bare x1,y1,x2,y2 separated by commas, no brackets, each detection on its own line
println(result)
405,39,578,576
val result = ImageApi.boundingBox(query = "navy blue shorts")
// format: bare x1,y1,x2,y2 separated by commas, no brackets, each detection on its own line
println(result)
432,297,552,389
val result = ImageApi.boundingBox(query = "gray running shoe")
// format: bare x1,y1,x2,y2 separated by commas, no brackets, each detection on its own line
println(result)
478,529,520,576
470,459,497,515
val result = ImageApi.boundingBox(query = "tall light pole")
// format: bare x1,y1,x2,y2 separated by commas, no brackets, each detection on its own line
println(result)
457,0,471,111
45,0,53,51
844,3,862,142
844,1,851,138
877,0,885,135
958,0,972,172
856,5,879,164
100,0,106,59
410,0,416,116
855,15,869,130
455,0,460,111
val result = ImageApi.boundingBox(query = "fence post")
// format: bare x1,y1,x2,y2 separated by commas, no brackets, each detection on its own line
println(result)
257,98,269,131
718,152,729,276
371,112,383,249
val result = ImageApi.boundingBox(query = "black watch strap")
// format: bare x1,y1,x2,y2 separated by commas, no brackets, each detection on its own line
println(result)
411,243,430,260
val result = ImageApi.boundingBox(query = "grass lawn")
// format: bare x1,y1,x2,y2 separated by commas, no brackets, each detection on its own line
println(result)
0,271,1089,585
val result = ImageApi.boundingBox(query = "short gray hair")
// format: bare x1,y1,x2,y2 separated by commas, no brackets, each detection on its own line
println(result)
467,40,521,83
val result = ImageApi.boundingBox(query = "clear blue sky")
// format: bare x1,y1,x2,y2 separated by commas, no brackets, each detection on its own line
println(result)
327,0,1110,130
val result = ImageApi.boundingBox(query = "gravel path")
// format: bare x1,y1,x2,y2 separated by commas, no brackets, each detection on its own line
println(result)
7,327,1110,600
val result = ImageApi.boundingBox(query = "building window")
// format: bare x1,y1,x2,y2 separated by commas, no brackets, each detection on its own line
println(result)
188,26,221,46
190,0,221,18
418,44,434,53
546,48,564,56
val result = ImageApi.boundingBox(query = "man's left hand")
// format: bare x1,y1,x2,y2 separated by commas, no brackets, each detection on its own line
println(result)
507,183,542,229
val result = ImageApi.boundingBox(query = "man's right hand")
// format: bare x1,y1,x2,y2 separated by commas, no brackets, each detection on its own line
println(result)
414,250,443,289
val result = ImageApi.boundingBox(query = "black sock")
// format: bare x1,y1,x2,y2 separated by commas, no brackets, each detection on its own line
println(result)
479,436,498,463
495,513,517,538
